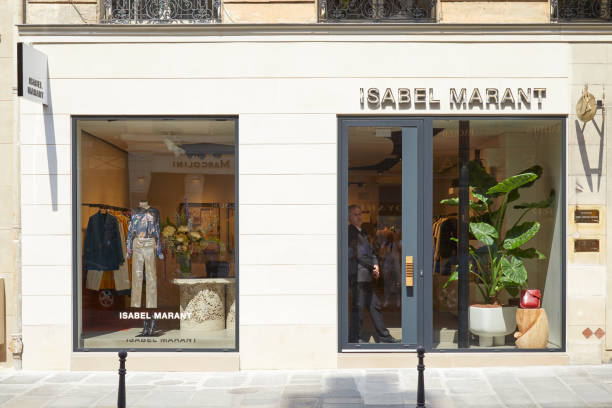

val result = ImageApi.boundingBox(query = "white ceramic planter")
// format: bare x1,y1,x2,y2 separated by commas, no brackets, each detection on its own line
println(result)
469,305,518,347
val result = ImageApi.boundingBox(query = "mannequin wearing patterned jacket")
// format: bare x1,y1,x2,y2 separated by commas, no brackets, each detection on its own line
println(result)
127,201,164,336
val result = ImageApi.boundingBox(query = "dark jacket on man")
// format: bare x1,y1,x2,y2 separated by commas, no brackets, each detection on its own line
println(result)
348,224,378,283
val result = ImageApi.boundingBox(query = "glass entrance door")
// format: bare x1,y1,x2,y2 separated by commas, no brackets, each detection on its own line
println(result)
340,118,425,349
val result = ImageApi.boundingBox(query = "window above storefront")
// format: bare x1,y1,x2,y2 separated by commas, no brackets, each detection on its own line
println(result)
551,0,612,22
100,0,222,23
318,0,611,23
318,0,436,23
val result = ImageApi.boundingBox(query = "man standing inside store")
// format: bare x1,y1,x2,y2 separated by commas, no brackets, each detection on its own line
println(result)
348,205,399,344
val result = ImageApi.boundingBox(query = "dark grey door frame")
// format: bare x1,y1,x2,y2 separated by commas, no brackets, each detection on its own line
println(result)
338,117,433,351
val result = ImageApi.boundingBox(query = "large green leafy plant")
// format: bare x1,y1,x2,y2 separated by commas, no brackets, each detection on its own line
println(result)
442,161,554,305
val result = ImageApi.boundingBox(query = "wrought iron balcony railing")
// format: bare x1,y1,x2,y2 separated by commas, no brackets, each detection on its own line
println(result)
551,0,612,21
100,0,221,23
319,0,436,22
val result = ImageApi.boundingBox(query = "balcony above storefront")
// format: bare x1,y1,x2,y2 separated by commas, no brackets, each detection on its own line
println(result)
21,0,612,24
100,0,222,23
318,0,436,22
551,0,612,21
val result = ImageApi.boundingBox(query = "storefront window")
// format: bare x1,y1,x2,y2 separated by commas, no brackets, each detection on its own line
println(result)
432,119,563,350
340,117,564,351
74,117,237,350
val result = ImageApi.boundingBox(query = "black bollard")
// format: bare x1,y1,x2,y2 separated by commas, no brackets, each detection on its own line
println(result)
416,346,425,408
118,350,127,408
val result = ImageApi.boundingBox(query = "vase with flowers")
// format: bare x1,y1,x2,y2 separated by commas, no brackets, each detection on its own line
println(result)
162,213,210,277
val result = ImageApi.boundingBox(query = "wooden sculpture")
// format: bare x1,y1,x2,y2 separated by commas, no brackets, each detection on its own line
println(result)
514,308,549,349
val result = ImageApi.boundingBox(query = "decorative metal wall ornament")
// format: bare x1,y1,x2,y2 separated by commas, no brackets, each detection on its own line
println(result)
551,0,611,21
101,0,221,23
576,85,598,122
320,0,435,21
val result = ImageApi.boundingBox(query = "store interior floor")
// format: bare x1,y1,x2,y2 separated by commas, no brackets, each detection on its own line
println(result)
82,328,235,349
357,286,520,349
81,289,235,349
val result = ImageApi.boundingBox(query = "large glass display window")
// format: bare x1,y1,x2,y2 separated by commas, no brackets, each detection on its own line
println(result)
339,117,565,352
432,119,564,350
73,117,237,351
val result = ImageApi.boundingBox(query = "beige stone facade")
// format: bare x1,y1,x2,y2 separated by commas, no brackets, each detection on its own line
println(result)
9,25,610,369
224,0,317,23
26,2,97,25
439,1,550,23
0,0,21,370
7,0,612,372
565,44,612,364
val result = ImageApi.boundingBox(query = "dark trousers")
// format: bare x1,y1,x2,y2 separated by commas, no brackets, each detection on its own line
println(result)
349,281,390,342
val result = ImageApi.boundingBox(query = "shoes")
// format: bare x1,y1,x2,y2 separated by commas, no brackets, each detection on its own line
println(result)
142,320,149,336
147,318,156,336
377,335,400,343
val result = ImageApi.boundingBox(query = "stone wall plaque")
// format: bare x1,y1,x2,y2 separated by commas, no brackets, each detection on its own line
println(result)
575,209,599,224
574,239,599,253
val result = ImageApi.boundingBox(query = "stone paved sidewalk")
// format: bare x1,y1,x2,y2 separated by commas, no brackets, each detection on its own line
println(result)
0,364,610,408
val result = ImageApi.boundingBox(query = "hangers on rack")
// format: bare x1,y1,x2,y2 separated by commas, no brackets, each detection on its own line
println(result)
433,212,457,222
82,203,130,212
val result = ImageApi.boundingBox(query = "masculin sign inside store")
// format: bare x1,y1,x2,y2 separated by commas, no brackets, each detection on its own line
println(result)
360,87,547,109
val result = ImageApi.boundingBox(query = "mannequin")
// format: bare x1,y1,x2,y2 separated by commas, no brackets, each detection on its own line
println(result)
127,200,163,336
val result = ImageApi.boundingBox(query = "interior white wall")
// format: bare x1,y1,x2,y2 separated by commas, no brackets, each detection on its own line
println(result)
542,131,564,348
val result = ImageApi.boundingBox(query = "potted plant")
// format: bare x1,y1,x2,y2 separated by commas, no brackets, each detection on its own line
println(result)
442,161,554,346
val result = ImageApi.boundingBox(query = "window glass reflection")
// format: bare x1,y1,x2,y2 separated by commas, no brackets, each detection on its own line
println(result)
432,119,563,350
76,118,236,350
347,127,402,344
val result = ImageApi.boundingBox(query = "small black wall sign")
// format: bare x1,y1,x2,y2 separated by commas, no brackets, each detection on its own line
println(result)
574,239,600,253
574,209,599,224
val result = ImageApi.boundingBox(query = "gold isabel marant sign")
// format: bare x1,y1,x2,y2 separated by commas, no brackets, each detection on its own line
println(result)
360,87,547,110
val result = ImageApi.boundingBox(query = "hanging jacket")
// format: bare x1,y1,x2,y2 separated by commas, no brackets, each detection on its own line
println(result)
83,211,124,271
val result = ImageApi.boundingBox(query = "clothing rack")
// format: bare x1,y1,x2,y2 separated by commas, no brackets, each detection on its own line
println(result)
82,203,130,212
432,215,458,274
434,212,457,220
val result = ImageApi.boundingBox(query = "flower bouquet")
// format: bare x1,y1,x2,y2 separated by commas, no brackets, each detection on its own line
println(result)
162,210,225,277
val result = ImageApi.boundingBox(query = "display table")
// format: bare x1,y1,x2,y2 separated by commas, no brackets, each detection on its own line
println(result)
514,308,549,348
171,278,236,332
